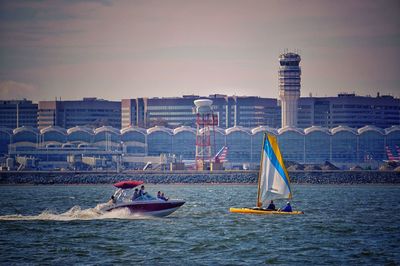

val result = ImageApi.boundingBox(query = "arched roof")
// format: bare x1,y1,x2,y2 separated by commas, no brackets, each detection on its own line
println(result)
120,126,147,135
147,126,173,135
45,142,62,148
385,125,400,135
62,143,77,148
199,126,226,135
358,125,385,135
13,126,39,135
0,127,13,135
225,126,252,135
40,126,67,135
304,126,331,135
173,126,196,135
251,126,278,135
330,125,357,135
94,126,120,135
78,143,93,148
67,126,94,135
277,126,304,135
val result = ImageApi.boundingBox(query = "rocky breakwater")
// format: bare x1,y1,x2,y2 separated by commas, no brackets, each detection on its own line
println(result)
0,170,399,185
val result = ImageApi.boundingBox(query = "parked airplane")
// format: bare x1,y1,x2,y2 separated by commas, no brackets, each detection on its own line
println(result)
182,146,229,168
384,145,400,162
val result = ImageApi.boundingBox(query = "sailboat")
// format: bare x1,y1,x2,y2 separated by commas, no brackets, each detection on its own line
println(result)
230,133,303,215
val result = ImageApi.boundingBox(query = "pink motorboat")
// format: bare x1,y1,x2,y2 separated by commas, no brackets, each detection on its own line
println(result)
101,181,185,217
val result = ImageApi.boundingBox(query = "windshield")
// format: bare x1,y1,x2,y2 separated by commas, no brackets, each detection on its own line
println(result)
112,188,157,202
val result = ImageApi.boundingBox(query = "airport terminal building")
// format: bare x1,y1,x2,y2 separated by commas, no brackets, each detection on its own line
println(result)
1,124,399,170
1,93,399,170
1,53,399,170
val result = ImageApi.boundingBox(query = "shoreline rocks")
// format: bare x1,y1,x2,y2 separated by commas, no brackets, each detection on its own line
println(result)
0,171,399,185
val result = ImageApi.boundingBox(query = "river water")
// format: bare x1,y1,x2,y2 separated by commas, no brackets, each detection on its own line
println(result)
0,184,399,265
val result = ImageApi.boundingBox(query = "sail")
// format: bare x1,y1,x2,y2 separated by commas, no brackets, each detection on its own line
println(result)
258,133,292,207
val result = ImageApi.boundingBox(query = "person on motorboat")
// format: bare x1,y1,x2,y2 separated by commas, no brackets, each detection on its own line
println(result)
107,195,116,205
266,200,276,211
157,191,161,199
280,202,292,212
139,185,147,197
160,192,168,201
132,188,139,201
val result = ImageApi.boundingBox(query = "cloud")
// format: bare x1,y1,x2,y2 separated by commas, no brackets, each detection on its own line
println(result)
0,80,39,100
0,0,399,100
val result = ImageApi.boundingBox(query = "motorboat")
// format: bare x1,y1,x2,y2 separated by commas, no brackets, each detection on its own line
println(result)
101,180,185,217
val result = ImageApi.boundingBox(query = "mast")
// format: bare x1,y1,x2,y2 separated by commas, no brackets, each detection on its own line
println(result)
256,133,267,207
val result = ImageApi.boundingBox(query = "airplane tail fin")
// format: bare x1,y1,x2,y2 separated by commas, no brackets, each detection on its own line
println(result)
214,146,228,163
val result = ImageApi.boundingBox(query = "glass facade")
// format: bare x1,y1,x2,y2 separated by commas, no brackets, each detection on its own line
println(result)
41,127,67,145
358,128,385,162
121,128,146,155
147,128,173,156
385,127,400,159
298,94,400,129
305,129,331,163
0,100,37,128
172,129,196,160
226,128,251,164
210,128,226,157
0,129,12,155
277,129,304,163
2,125,399,165
93,127,121,151
12,127,38,143
67,127,93,144
11,127,38,151
331,128,358,163
38,98,121,129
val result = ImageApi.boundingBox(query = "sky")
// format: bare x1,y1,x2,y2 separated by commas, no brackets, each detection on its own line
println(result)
0,0,399,101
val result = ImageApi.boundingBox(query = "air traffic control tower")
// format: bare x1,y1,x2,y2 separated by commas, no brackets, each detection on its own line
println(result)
279,52,301,128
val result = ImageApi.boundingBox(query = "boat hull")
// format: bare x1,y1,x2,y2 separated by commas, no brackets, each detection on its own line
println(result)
104,200,185,217
229,207,304,215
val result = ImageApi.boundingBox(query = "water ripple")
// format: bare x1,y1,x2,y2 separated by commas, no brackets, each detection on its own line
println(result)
0,184,399,264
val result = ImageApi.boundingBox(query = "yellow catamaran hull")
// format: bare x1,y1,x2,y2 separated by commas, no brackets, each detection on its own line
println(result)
229,207,304,215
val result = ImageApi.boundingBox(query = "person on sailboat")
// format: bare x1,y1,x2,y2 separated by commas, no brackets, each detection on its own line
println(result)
280,202,292,212
266,200,276,211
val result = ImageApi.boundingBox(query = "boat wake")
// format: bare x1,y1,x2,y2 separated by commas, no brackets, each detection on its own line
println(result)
0,203,152,221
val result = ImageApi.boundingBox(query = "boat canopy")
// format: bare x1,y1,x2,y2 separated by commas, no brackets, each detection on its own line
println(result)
113,180,144,189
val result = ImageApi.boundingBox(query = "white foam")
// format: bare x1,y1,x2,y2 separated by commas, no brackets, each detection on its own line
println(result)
0,203,152,221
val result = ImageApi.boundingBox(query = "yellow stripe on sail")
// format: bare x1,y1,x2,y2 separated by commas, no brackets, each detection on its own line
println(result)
266,134,292,199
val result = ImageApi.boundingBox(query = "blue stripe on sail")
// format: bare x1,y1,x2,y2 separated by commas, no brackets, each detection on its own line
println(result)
263,136,291,193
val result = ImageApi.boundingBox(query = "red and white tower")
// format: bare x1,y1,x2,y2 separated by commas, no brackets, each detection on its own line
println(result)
194,99,218,170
